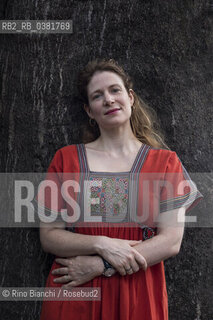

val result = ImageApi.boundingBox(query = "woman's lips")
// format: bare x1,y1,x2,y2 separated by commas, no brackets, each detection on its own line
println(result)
105,108,121,115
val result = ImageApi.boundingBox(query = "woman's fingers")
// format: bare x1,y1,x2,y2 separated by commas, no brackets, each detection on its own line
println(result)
127,259,140,273
52,267,68,275
62,283,74,289
109,248,147,275
128,240,142,246
117,265,127,276
52,256,103,286
125,266,134,275
100,237,147,275
134,251,147,270
55,258,70,267
126,240,147,271
112,256,139,276
123,251,145,274
62,280,81,288
53,274,71,283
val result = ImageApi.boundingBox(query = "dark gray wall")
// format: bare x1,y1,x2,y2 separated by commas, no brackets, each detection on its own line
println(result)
0,1,212,319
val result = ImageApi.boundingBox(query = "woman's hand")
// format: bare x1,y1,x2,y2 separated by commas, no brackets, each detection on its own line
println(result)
95,237,147,276
52,255,105,287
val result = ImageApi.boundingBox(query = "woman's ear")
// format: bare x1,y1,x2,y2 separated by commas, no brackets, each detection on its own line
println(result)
83,104,88,112
84,104,93,118
129,89,135,107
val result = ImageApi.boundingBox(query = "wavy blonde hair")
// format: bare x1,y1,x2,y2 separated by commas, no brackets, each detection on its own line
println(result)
77,58,168,149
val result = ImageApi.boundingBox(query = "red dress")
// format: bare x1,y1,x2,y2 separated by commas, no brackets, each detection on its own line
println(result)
36,144,202,320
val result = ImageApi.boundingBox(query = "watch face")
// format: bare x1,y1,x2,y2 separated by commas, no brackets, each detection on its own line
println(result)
104,268,114,277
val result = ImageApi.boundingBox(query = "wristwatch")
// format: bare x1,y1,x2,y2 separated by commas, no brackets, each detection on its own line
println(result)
102,258,115,277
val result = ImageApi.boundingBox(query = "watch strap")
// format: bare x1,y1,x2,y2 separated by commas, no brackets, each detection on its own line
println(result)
102,258,113,270
101,258,115,277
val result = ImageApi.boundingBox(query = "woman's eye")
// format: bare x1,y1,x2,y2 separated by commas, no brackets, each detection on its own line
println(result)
93,94,101,99
112,88,120,93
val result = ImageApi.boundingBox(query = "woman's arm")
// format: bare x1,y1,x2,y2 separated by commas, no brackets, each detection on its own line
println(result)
50,207,185,287
40,221,103,257
40,221,146,275
133,207,186,266
51,207,185,287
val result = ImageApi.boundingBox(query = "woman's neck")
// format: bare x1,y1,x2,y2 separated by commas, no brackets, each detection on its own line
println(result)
88,126,141,155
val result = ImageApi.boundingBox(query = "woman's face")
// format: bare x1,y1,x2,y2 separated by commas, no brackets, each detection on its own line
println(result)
85,71,134,130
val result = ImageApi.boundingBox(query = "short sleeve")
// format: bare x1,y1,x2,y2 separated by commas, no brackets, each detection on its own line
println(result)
32,150,66,223
160,152,203,213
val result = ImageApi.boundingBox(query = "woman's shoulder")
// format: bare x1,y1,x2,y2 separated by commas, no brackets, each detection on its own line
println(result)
49,144,81,172
142,145,179,172
50,144,80,164
55,144,80,156
148,146,177,159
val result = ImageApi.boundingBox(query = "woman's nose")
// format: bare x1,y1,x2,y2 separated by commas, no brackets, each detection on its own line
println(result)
103,92,115,105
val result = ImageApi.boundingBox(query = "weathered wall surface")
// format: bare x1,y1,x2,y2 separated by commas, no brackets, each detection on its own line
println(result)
0,1,212,319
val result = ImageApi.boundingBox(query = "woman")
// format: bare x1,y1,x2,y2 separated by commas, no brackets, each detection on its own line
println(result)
37,59,202,320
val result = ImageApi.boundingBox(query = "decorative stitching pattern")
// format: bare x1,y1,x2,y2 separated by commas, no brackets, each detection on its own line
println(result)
87,175,129,219
142,226,156,240
76,143,152,224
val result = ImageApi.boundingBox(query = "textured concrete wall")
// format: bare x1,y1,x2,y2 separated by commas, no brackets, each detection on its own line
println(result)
0,1,212,319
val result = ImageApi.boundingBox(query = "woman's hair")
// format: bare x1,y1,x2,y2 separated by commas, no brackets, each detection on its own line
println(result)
77,58,168,149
